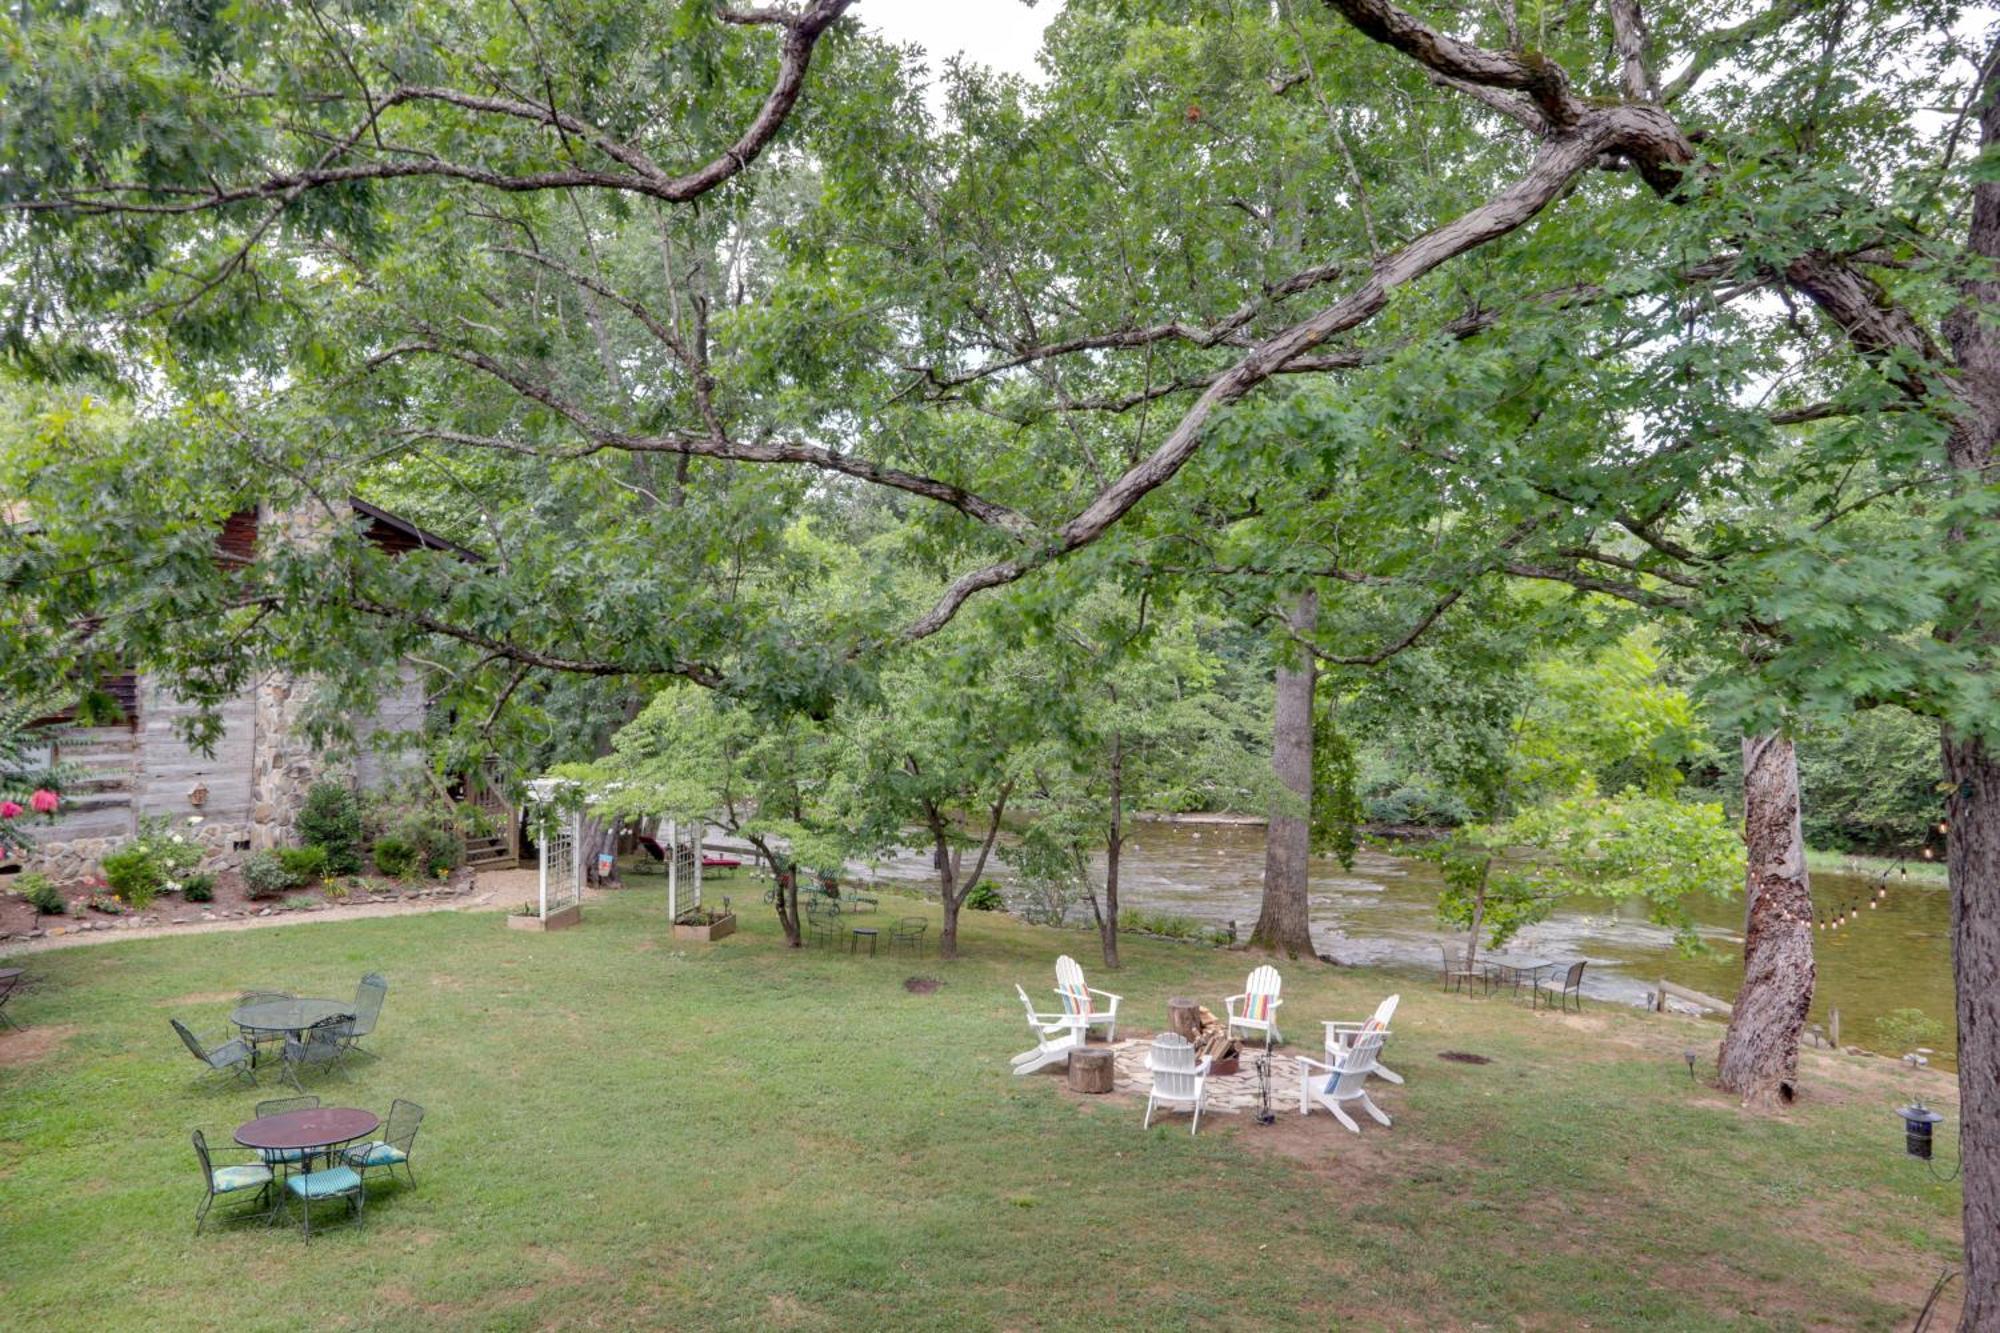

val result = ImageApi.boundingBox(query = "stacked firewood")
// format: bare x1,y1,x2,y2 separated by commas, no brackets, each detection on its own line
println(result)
1171,1002,1240,1064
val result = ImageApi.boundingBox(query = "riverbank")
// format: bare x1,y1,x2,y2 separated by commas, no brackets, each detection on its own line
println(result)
1805,847,1949,883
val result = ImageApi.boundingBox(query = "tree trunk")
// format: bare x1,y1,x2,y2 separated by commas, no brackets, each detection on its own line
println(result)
1100,729,1123,969
1463,857,1491,972
1250,590,1319,958
751,836,802,948
1948,730,2000,1328
1716,733,1815,1107
933,821,961,961
933,781,1013,963
1945,43,2000,1331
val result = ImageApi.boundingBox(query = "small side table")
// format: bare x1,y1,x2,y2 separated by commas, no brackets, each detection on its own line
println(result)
849,927,880,956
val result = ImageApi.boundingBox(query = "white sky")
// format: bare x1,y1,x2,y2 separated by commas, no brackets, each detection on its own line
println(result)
855,0,1062,83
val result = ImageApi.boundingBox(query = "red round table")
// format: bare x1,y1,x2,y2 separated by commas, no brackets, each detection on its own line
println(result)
235,1107,380,1164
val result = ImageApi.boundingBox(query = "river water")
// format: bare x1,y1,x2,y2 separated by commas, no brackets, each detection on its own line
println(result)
844,817,1957,1067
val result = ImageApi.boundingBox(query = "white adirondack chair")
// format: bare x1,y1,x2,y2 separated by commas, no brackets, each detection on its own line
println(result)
1297,1027,1393,1133
1225,964,1285,1045
1323,993,1403,1085
1010,984,1086,1076
1053,955,1122,1042
1142,1032,1213,1135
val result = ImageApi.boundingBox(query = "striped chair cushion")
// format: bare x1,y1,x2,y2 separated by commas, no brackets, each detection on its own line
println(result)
1057,986,1093,1016
1245,992,1272,1022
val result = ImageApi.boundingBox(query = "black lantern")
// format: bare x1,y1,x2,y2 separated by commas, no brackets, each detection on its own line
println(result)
1897,1102,1947,1160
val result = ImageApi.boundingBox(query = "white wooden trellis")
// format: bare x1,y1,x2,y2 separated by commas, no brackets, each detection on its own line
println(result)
665,818,703,923
524,778,583,921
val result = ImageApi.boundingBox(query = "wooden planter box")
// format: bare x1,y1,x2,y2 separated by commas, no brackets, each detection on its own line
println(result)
508,903,583,932
672,912,736,943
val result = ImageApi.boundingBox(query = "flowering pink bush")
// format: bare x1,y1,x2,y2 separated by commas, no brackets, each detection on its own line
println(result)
29,788,58,815
0,801,22,820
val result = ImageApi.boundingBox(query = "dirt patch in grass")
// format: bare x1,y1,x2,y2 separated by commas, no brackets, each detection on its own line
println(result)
1437,1050,1491,1064
0,1023,77,1067
903,976,941,994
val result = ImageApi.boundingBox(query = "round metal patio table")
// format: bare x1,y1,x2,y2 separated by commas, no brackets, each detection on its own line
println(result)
235,1106,380,1221
231,996,352,1037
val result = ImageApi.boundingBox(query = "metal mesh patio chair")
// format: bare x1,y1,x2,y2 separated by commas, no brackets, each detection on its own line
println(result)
344,1097,425,1194
252,1096,321,1170
283,1161,365,1237
235,990,294,1061
889,917,928,956
171,1018,256,1084
191,1129,273,1233
280,1016,350,1091
805,902,842,947
332,973,387,1058
1439,945,1487,996
0,971,22,1030
1534,960,1587,1013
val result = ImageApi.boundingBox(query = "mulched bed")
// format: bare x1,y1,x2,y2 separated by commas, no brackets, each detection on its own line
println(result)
1437,1051,1493,1065
0,866,475,944
903,976,941,994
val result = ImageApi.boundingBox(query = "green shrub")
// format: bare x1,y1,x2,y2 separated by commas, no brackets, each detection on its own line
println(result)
276,845,329,885
101,846,163,909
370,833,418,879
241,850,296,900
1877,1007,1949,1053
180,872,215,903
297,781,364,875
963,881,1005,912
1122,908,1232,946
19,872,63,915
389,810,463,878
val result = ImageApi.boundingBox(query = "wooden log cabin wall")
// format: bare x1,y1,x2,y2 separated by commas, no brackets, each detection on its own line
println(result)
9,501,473,883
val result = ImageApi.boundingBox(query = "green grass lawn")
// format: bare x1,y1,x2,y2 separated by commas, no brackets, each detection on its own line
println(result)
0,885,1966,1331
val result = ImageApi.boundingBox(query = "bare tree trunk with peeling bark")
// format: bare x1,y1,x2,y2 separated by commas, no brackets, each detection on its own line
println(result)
1251,591,1320,959
1716,734,1815,1106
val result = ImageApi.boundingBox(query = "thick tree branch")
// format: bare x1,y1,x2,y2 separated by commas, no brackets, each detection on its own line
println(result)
898,106,1693,645
347,597,722,687
9,0,853,216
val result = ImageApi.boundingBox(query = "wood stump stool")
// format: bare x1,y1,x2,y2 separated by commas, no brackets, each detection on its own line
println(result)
1067,1047,1115,1094
1168,997,1203,1043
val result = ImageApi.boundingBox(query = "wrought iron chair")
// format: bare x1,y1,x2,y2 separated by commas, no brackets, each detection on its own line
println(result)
171,1018,256,1084
252,1095,321,1172
235,990,294,1063
344,1097,425,1194
280,1016,350,1090
1534,960,1587,1013
0,970,22,1030
889,916,928,956
1439,945,1487,996
283,1160,365,1237
805,902,843,947
332,973,387,1059
191,1128,273,1233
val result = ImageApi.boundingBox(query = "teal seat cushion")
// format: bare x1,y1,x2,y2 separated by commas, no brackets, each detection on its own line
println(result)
345,1141,407,1168
258,1146,309,1165
213,1164,273,1193
285,1165,362,1200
